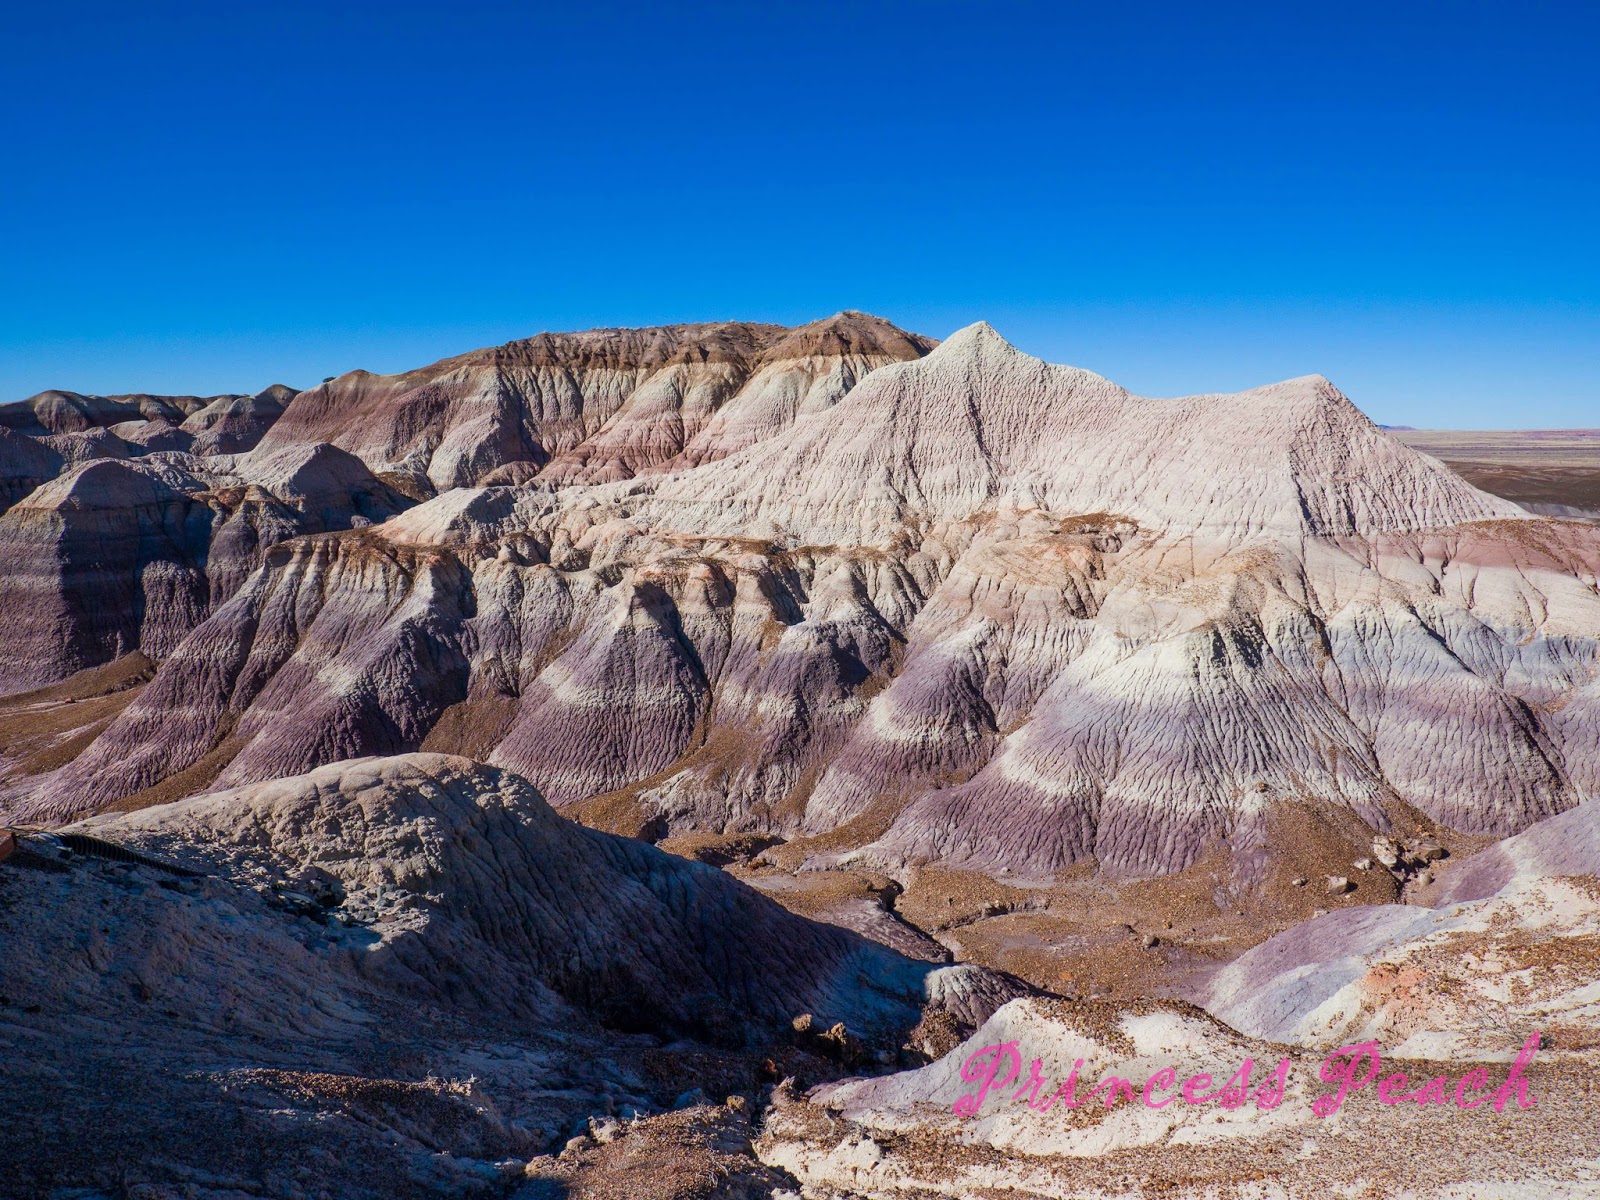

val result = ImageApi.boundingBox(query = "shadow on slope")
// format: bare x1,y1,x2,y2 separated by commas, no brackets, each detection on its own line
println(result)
0,753,1026,1198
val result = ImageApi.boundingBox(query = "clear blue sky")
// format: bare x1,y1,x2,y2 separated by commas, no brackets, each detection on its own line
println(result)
3,1,1596,427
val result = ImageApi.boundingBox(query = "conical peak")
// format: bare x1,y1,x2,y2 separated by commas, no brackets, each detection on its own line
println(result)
1238,373,1382,432
934,320,1016,356
914,322,1123,397
763,311,936,361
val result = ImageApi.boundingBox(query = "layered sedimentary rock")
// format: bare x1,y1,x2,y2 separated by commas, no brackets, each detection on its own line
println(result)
7,314,1600,1199
0,382,310,689
1200,873,1600,1059
0,426,142,515
0,426,67,513
0,386,260,435
1434,783,1600,904
0,753,1021,1197
89,753,1015,1037
9,321,1600,889
0,443,410,695
252,311,935,490
182,383,298,454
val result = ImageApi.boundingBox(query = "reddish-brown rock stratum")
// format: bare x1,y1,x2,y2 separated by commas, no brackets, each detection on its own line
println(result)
252,310,938,490
0,312,931,695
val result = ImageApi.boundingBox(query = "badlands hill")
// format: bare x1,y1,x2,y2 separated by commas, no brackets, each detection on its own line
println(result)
0,313,931,697
0,753,1023,1197
5,314,1600,1198
253,310,937,490
2,316,1596,896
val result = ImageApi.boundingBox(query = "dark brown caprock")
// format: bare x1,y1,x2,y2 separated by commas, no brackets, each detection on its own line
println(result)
0,829,15,865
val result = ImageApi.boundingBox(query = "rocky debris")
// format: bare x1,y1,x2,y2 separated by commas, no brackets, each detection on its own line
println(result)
761,994,1600,1198
519,1099,796,1200
1325,875,1354,894
659,831,784,867
9,829,203,877
1404,837,1448,866
1197,827,1600,1056
791,1013,867,1067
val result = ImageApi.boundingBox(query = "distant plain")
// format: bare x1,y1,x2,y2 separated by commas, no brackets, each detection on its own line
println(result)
1398,428,1600,518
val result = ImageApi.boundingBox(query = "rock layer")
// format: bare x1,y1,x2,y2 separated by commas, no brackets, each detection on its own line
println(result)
87,753,1015,1039
0,753,1022,1198
254,311,935,491
0,446,411,694
760,992,1599,1197
1197,816,1600,1058
7,320,1600,888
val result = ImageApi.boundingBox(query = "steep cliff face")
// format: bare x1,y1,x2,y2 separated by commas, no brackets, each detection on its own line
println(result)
14,534,468,819
0,459,219,691
15,321,1598,884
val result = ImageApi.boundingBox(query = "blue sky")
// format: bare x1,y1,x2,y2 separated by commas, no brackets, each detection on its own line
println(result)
2,1,1595,427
